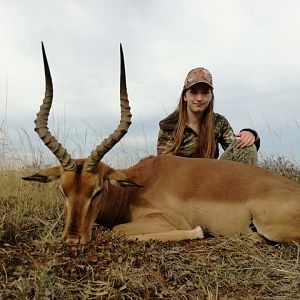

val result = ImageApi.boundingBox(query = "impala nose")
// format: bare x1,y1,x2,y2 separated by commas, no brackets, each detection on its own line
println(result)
64,233,91,245
65,236,80,245
63,231,91,245
63,232,81,245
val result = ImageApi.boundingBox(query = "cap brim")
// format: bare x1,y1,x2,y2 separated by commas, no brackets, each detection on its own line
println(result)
184,80,213,90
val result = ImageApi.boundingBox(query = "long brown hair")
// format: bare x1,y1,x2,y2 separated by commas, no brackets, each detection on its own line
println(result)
163,89,216,158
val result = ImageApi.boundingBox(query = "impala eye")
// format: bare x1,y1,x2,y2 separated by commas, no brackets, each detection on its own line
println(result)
91,188,103,199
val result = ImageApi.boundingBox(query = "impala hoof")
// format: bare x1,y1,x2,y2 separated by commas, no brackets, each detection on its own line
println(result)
202,227,214,238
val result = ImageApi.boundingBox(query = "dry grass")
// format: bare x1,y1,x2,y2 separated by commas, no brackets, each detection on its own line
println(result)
0,157,300,299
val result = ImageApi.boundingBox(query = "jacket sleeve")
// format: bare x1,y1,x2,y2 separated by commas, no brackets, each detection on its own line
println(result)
157,129,173,155
216,115,237,151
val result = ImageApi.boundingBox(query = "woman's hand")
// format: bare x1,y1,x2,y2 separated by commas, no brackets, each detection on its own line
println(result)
235,131,255,148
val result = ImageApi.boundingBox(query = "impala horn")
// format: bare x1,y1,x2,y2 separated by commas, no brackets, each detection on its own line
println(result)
34,42,77,171
83,44,131,172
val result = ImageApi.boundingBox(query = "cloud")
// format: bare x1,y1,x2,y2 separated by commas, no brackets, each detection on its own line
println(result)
0,0,300,165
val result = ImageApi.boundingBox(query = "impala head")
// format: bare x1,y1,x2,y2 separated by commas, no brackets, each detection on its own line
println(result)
23,43,135,244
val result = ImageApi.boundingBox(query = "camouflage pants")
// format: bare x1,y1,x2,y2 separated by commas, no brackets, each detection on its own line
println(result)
219,141,258,166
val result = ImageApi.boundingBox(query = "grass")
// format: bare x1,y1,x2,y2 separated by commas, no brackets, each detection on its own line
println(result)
2,229,300,299
0,156,300,299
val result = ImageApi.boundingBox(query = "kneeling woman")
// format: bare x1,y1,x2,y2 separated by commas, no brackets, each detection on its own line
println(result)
157,67,260,165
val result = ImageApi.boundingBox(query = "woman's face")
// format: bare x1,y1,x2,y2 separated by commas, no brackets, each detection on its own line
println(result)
184,83,213,115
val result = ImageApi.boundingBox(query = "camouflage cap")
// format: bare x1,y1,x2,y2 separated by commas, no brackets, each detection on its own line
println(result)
183,67,213,90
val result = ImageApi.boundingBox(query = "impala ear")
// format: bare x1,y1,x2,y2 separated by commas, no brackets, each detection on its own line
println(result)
22,166,61,183
104,168,143,188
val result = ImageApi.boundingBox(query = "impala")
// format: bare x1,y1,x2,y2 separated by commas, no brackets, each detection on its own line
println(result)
23,43,300,245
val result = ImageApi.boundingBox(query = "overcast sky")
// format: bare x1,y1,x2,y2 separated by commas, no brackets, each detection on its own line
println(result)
0,0,300,166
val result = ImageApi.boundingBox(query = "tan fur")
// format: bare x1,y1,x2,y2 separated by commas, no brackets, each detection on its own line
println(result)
24,155,300,244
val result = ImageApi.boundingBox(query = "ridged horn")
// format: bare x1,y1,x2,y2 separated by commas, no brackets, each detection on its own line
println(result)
34,42,77,172
83,44,132,172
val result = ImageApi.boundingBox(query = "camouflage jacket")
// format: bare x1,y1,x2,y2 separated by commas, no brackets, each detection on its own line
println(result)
157,111,260,158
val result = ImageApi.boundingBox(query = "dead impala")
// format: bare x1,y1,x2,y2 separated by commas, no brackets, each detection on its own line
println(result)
23,43,300,245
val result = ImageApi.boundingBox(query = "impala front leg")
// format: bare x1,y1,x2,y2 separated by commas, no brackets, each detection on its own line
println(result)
127,226,205,242
113,221,205,242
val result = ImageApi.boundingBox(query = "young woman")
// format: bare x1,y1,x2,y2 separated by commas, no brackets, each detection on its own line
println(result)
157,67,260,165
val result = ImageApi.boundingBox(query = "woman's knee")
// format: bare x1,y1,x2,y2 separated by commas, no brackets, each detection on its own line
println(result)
220,143,258,165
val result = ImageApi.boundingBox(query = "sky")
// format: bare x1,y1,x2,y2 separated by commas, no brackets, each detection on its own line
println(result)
0,0,300,167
